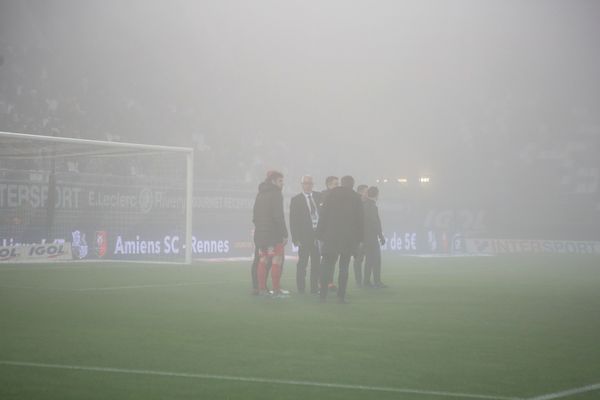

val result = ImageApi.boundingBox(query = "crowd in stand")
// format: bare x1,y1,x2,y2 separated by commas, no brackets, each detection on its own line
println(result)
1,40,599,196
0,42,307,184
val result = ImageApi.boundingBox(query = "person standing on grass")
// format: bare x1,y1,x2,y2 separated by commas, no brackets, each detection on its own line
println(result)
252,170,289,297
290,175,321,294
363,186,387,288
319,175,339,292
317,175,364,303
352,184,369,287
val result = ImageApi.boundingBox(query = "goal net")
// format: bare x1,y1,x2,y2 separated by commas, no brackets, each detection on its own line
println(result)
0,131,193,264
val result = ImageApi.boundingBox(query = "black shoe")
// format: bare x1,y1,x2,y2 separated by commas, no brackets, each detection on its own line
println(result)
374,282,387,289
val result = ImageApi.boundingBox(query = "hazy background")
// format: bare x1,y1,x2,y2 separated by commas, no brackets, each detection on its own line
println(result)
1,0,599,239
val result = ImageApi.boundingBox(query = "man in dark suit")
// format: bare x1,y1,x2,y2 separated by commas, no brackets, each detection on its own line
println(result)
289,175,321,294
363,186,387,288
319,175,339,291
317,175,364,303
352,184,368,287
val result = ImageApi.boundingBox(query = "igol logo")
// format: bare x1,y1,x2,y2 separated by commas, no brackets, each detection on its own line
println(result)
28,244,65,258
0,247,18,261
139,188,153,214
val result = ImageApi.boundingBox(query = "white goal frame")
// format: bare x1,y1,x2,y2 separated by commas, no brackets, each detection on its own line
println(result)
0,131,194,264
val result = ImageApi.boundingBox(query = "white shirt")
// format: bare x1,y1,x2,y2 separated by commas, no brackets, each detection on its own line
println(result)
303,192,319,229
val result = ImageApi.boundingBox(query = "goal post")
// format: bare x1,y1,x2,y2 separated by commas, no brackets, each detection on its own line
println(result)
0,131,194,264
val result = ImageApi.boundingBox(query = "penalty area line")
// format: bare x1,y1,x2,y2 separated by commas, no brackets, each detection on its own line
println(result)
0,360,520,400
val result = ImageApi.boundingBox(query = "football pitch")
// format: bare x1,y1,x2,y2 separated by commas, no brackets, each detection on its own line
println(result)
1,255,599,400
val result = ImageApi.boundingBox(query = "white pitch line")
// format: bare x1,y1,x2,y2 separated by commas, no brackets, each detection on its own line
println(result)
0,360,519,400
527,383,600,400
0,283,203,292
0,280,248,292
73,282,217,291
0,261,179,271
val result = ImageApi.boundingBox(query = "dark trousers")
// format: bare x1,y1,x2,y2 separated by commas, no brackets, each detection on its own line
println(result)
296,240,320,293
352,245,365,285
320,255,336,285
364,242,382,285
320,252,351,300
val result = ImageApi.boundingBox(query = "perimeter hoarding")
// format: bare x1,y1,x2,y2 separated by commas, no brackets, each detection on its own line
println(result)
2,169,599,260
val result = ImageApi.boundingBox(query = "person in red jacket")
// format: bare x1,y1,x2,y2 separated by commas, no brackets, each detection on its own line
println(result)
252,170,289,297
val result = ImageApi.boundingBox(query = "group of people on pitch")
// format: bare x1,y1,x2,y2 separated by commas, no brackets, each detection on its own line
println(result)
252,170,386,303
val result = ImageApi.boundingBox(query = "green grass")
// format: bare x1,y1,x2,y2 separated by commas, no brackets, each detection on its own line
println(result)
1,255,599,400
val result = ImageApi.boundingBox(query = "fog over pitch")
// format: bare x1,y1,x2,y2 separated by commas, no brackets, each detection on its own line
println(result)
1,0,599,239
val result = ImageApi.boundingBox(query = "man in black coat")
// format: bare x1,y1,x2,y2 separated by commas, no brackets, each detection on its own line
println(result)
253,171,288,296
363,186,386,288
319,175,339,291
352,184,369,287
289,175,321,294
316,175,364,303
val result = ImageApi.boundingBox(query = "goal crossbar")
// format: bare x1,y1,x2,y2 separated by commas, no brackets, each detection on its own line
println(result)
0,131,192,153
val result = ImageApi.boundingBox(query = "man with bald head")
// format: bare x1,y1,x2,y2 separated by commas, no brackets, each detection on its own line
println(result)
289,175,321,294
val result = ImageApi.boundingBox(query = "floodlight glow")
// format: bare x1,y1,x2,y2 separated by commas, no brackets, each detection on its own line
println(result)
419,177,430,183
383,178,388,183
397,178,408,184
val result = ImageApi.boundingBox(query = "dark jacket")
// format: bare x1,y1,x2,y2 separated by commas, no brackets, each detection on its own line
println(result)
253,181,288,247
318,188,333,212
316,186,364,254
290,191,321,245
363,198,383,247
